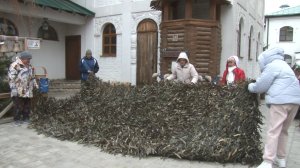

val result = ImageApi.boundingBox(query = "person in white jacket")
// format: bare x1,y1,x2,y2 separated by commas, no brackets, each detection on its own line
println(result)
166,52,198,84
248,47,300,168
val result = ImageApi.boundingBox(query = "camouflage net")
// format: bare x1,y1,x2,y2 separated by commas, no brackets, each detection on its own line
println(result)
31,76,263,164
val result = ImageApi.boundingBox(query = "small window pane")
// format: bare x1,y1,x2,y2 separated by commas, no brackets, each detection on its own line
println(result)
192,0,210,19
111,26,116,33
111,46,116,54
104,25,110,33
111,36,116,44
104,46,110,53
104,37,110,44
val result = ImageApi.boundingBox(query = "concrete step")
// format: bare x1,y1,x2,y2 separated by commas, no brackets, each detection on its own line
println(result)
48,79,81,94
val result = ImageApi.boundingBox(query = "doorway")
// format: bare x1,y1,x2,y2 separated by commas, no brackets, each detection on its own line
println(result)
136,19,158,85
65,35,81,80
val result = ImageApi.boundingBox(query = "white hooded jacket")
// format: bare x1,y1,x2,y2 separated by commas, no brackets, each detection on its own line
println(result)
248,47,300,105
166,52,199,84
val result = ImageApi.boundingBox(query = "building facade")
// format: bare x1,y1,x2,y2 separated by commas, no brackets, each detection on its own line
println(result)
0,0,264,84
265,5,300,66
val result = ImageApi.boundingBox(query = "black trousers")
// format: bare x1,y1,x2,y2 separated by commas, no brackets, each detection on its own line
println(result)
12,97,31,121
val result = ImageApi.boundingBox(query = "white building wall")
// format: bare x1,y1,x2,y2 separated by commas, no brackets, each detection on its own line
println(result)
220,0,264,79
1,12,67,79
265,16,300,64
86,0,161,84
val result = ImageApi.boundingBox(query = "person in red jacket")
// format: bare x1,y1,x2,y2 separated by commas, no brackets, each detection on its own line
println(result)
221,55,245,85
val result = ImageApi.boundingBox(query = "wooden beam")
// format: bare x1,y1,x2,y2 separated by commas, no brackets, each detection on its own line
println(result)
163,0,169,21
185,0,192,19
0,102,13,119
210,0,217,20
0,93,10,99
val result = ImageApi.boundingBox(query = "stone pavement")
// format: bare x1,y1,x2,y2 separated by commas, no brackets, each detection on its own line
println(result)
0,103,300,168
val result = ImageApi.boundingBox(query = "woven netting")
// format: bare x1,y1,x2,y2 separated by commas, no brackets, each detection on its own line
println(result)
31,76,263,164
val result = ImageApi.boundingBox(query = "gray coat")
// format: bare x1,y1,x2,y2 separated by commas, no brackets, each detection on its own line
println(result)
248,47,300,105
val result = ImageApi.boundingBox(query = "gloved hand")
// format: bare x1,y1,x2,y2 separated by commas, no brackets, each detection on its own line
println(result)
248,83,254,92
11,89,18,97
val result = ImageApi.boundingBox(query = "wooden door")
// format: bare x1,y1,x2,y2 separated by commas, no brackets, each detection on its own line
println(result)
65,35,81,80
136,19,158,85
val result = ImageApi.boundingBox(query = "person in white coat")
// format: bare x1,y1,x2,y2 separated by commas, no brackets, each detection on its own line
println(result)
166,52,198,84
248,47,300,168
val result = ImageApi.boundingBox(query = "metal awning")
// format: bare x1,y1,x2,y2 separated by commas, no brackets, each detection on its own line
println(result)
21,0,95,16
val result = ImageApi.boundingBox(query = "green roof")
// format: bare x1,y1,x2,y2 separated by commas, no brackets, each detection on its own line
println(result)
266,5,300,17
33,0,95,16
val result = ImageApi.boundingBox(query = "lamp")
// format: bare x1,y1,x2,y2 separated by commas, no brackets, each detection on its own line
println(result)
42,18,49,31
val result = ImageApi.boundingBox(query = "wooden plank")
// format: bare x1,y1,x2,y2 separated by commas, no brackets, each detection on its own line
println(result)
0,102,13,119
0,93,10,99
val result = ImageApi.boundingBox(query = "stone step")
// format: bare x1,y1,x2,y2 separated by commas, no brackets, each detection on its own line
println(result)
46,80,81,96
48,80,81,90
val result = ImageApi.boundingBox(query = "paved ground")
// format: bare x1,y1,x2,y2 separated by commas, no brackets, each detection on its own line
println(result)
0,102,300,168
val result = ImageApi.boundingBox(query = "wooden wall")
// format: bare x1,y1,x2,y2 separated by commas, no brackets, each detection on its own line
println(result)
160,19,221,77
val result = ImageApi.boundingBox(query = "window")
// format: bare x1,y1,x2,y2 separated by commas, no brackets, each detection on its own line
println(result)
102,23,116,57
168,0,185,20
256,33,260,61
279,26,293,42
0,18,18,36
248,26,253,60
37,19,58,41
192,0,210,19
237,18,244,58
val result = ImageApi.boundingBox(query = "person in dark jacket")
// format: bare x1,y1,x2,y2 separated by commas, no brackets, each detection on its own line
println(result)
80,49,99,81
221,55,245,85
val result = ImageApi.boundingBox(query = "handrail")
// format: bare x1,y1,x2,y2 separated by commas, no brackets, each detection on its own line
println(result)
0,92,12,119
0,93,10,99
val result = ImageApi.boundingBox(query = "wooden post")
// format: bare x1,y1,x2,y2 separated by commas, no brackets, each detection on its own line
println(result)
163,0,169,21
210,0,217,20
185,0,192,19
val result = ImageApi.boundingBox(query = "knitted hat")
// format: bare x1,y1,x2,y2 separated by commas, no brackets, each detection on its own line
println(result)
86,49,92,56
19,51,32,59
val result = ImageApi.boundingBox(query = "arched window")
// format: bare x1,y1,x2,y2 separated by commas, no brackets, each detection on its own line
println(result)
0,18,18,36
37,19,58,41
279,26,293,42
256,33,260,61
237,18,244,57
102,23,116,57
248,26,253,60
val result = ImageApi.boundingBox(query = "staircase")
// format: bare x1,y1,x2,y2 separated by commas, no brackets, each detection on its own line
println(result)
47,80,81,99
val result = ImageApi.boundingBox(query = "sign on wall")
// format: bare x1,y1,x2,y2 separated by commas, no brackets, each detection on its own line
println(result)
26,39,40,49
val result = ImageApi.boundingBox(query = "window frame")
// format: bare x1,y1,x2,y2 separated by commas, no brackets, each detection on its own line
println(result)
279,26,293,42
237,18,244,58
248,26,253,60
102,23,117,57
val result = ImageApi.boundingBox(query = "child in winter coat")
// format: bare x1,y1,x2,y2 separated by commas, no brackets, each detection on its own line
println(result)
166,52,198,84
